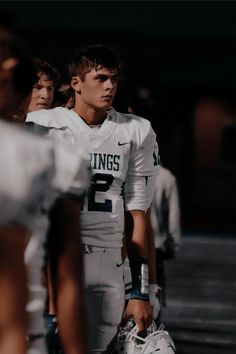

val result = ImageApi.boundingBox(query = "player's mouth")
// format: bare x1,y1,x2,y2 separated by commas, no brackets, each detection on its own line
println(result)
37,103,49,108
102,95,113,101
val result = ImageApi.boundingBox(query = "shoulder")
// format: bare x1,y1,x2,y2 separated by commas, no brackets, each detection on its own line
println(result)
114,110,155,142
159,167,176,188
26,107,71,128
115,110,151,129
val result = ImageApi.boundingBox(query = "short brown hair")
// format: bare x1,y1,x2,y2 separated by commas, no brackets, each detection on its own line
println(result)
68,44,122,81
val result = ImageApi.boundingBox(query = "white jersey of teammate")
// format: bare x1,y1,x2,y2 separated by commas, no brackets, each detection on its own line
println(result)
27,106,159,248
150,166,181,250
24,130,89,353
0,120,54,227
0,119,89,353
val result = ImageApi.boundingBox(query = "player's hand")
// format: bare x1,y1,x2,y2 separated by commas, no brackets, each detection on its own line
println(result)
122,299,152,331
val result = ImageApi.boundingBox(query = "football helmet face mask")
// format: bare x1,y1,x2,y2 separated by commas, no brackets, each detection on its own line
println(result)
108,319,176,354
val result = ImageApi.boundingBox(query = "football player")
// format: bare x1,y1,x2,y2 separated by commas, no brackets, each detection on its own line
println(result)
149,165,182,309
0,26,39,354
0,28,89,354
28,58,60,112
26,44,160,354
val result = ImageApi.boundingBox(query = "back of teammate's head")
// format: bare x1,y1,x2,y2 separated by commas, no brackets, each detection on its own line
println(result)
33,58,60,89
68,44,122,81
0,27,36,119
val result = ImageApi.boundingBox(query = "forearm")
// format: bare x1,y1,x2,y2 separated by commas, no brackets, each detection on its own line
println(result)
0,225,29,354
125,210,148,259
57,247,87,354
146,209,157,284
48,197,88,354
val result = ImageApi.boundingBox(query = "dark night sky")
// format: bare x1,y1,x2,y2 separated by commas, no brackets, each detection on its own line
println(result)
1,1,235,37
1,1,235,91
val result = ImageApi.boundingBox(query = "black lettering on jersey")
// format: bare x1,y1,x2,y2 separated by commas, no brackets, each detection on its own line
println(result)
113,155,120,171
93,153,98,169
88,173,114,212
107,154,113,170
90,153,120,171
98,154,106,170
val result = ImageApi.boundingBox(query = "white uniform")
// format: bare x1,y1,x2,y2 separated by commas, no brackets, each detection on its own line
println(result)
0,120,54,354
27,107,159,353
0,119,89,354
150,166,181,250
0,120,54,227
23,125,89,354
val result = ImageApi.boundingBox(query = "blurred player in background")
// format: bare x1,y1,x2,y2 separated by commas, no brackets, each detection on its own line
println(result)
0,26,38,354
149,165,181,311
28,58,60,112
0,27,89,354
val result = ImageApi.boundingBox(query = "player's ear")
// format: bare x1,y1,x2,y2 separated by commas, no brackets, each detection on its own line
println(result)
71,76,81,94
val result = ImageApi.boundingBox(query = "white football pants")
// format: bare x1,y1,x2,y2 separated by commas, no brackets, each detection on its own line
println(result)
83,245,125,354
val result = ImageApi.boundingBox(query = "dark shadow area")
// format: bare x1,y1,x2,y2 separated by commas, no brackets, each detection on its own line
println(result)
1,0,235,234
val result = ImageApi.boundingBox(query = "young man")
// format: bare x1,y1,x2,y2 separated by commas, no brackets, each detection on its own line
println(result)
0,28,89,354
27,44,159,353
149,165,181,309
28,58,60,112
0,27,39,354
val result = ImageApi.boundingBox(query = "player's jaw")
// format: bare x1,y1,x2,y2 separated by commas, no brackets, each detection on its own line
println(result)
100,92,115,108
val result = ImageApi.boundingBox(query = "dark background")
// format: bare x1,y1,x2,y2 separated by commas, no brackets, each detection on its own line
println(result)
1,0,235,235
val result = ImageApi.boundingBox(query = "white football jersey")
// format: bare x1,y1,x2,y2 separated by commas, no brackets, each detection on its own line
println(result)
27,107,159,247
0,119,90,347
0,120,55,227
150,166,181,250
23,123,90,339
0,120,54,348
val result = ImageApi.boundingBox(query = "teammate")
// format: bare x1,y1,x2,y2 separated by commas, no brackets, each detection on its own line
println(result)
26,44,159,354
0,26,38,354
0,28,89,354
28,58,60,112
149,165,181,309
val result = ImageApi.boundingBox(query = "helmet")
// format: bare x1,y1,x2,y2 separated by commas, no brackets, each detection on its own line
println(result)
108,319,176,354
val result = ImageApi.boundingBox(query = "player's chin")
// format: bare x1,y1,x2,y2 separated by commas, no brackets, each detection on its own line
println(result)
98,101,113,110
37,103,49,110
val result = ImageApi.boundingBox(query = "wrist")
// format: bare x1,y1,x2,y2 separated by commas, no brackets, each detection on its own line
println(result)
130,257,149,301
149,283,161,295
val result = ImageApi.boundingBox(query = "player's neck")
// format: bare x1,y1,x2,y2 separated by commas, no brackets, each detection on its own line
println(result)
73,102,107,126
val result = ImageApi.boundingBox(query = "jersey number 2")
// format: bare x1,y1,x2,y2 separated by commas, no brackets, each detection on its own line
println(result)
87,173,114,212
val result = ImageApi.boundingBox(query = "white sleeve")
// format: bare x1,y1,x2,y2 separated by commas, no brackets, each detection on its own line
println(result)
125,124,160,211
168,177,182,249
52,143,90,201
127,126,159,177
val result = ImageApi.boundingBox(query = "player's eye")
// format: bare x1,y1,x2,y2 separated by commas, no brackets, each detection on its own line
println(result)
33,84,41,90
96,75,108,82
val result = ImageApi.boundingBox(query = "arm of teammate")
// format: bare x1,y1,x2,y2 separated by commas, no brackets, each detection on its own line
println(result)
168,176,182,251
123,209,152,331
47,196,87,354
146,208,161,319
0,224,30,354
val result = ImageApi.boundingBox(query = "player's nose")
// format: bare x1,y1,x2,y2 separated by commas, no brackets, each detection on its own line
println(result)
39,87,49,99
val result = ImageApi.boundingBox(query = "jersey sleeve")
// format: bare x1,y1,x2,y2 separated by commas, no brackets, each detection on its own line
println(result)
0,129,55,229
168,175,182,249
124,121,160,211
127,125,160,177
52,142,90,202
